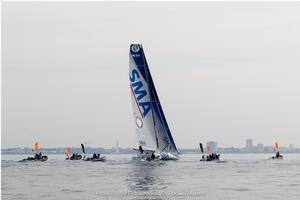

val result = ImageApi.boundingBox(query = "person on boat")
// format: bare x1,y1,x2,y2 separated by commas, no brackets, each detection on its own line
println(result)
206,155,210,161
201,152,220,161
97,154,100,158
35,152,42,160
93,153,97,159
151,153,155,160
213,153,219,160
145,153,155,161
138,146,144,154
201,155,205,161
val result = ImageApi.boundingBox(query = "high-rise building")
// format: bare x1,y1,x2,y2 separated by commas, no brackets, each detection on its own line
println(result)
289,144,294,152
246,139,253,152
115,141,120,153
257,143,264,152
207,141,218,153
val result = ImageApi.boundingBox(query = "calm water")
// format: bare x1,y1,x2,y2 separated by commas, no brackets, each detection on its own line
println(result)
2,154,300,200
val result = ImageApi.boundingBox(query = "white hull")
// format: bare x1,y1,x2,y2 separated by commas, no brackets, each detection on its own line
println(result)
133,152,179,161
159,152,179,160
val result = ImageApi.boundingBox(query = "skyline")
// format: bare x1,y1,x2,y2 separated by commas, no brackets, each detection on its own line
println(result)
1,137,299,150
2,2,300,148
2,138,300,154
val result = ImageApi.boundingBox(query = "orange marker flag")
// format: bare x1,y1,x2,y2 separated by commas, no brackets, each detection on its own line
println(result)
34,142,39,152
66,147,71,156
275,142,279,150
207,145,211,153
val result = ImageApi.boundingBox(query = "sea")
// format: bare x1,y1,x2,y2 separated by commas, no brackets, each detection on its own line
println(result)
2,154,300,200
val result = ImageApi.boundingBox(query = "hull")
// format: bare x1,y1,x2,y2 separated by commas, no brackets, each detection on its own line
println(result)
200,159,220,162
270,155,283,160
20,155,48,162
159,152,179,160
133,152,178,161
83,156,106,162
66,155,83,160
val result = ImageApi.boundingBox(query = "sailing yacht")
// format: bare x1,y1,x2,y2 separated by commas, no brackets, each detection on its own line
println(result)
129,44,179,160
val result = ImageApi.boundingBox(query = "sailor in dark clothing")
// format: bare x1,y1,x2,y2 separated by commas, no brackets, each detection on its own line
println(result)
151,153,155,160
35,152,42,160
201,155,205,161
213,153,217,160
138,146,144,154
206,155,210,161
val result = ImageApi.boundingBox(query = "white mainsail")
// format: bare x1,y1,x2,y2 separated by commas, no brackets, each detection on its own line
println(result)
129,44,178,156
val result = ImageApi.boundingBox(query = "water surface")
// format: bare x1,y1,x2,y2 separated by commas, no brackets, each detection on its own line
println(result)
2,154,300,200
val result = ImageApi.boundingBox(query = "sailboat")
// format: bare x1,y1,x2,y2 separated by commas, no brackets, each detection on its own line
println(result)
199,142,220,162
270,142,283,159
65,147,82,160
20,142,48,162
129,44,179,160
81,144,106,162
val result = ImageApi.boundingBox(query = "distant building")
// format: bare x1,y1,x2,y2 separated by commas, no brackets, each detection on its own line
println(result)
257,143,264,152
264,146,274,153
115,141,120,153
246,139,253,152
279,146,288,152
207,141,218,153
289,144,294,152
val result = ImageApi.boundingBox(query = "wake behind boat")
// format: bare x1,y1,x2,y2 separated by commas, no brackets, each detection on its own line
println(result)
129,44,179,161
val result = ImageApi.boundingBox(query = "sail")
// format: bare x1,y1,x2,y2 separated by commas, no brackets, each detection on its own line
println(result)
66,147,71,156
275,142,279,152
81,144,85,154
129,44,178,154
34,142,39,153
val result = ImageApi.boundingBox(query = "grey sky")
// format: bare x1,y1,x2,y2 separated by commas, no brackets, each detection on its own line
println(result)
2,2,300,148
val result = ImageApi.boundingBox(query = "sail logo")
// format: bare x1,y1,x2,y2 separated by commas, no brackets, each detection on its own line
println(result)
131,44,140,52
136,116,143,128
130,69,151,118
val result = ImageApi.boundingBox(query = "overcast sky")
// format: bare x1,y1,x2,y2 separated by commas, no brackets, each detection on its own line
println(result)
2,2,300,149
